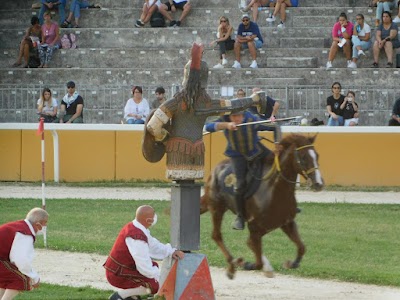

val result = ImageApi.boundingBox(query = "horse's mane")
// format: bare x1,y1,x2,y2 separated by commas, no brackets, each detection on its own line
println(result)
280,134,311,150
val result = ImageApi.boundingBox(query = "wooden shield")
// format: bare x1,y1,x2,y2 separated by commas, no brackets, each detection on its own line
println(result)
142,109,167,163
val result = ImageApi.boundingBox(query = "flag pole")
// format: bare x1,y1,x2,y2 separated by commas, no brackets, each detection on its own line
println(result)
37,117,47,247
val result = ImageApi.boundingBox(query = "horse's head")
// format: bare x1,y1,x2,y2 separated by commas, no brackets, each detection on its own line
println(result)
279,134,324,191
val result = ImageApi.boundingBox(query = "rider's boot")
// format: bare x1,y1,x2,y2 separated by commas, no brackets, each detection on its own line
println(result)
232,194,245,230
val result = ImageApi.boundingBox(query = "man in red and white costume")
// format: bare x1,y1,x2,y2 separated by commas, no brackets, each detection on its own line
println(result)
104,205,184,300
0,207,49,300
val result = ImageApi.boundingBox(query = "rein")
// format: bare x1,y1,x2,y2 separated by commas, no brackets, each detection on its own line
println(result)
262,144,317,184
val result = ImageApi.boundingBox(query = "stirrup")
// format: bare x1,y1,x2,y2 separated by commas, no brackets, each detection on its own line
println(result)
232,216,245,230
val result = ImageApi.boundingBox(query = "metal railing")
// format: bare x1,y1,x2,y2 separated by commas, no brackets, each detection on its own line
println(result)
0,84,397,125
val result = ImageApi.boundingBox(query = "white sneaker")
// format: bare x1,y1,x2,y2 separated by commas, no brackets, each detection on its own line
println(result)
326,61,332,69
249,60,258,68
346,60,352,67
348,61,357,69
222,58,228,65
213,63,224,69
393,16,400,23
277,22,285,29
358,49,365,56
266,15,276,22
232,60,241,69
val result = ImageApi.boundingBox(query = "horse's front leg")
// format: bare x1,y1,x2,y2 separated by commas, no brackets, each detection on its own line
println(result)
210,209,237,279
244,226,274,277
280,220,306,269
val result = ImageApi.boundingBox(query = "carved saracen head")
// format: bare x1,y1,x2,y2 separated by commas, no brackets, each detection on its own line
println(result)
182,43,209,110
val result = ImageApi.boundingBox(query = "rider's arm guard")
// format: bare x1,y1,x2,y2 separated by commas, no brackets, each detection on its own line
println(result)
195,91,267,115
147,108,170,142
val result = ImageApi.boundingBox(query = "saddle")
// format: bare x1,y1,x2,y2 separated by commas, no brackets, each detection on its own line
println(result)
218,155,274,199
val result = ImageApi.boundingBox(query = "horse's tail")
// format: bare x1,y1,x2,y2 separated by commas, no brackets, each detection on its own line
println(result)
200,175,212,214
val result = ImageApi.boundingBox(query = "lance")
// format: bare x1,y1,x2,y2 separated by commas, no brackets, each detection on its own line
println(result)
203,116,302,135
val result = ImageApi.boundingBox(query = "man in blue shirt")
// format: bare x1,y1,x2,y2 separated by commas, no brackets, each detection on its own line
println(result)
232,14,264,69
205,110,280,230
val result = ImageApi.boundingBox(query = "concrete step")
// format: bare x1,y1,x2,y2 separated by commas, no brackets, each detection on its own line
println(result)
0,27,336,49
1,47,327,68
0,7,378,29
3,45,394,69
1,67,399,87
1,0,372,10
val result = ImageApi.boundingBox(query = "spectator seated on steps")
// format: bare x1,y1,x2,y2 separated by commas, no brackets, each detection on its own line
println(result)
372,11,400,68
37,87,58,123
38,11,61,68
151,86,167,109
210,16,235,69
394,1,400,23
134,0,164,28
157,0,192,27
388,97,400,126
124,86,150,124
326,12,354,70
374,0,397,27
53,81,84,123
266,0,299,29
39,0,66,25
12,16,41,68
241,0,272,23
340,91,359,126
232,14,264,69
348,14,372,69
61,0,101,28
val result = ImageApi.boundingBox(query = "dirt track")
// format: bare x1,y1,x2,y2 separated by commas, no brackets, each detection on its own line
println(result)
2,185,400,299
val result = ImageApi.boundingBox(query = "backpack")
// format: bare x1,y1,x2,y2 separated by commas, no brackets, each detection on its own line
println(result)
150,11,165,28
61,33,77,49
28,50,41,68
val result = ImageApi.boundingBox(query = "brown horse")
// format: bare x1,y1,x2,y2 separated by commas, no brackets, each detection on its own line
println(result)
200,134,324,278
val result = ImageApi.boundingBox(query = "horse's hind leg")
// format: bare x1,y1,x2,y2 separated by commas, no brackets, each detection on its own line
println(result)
210,208,237,279
281,220,306,269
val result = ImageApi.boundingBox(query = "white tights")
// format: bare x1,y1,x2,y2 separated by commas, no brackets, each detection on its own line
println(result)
118,286,148,298
0,289,20,300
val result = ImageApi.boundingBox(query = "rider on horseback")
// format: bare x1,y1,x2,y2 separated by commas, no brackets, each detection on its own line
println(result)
205,109,281,230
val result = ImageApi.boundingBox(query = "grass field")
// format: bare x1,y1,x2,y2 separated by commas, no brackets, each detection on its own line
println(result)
1,198,399,287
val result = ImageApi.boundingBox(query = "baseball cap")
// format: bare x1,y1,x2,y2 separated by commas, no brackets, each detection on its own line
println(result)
66,81,75,88
242,14,250,20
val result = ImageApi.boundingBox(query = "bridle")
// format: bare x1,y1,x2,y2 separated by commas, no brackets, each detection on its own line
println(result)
263,144,318,184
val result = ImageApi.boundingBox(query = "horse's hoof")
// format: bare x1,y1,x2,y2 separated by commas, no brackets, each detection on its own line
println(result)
226,271,235,280
232,257,244,267
243,262,256,270
264,271,274,278
282,260,292,269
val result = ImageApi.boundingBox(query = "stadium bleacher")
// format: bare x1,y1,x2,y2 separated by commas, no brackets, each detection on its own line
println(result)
0,0,398,125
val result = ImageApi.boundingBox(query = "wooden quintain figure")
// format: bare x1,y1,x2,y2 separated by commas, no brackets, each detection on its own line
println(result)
142,42,268,180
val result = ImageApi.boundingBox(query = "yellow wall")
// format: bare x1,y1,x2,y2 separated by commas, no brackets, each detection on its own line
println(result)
0,130,398,186
0,130,22,181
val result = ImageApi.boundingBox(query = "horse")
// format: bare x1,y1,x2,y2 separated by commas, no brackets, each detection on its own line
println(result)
200,134,324,278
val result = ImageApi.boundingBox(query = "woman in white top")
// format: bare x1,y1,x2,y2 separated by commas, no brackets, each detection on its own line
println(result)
124,86,150,124
37,87,58,122
349,14,371,68
210,16,234,69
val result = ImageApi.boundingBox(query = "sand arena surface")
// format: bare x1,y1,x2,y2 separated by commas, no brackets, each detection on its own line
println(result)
2,185,400,299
